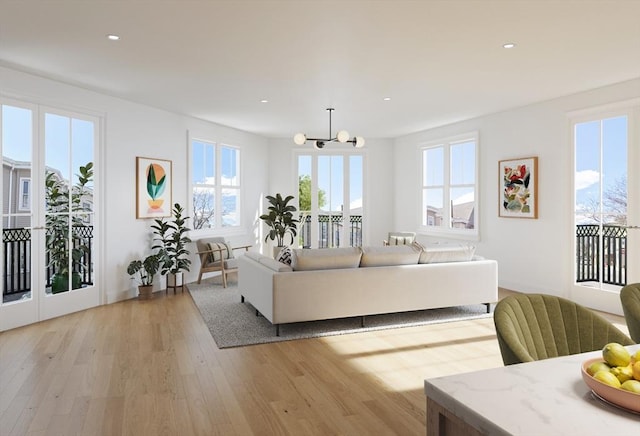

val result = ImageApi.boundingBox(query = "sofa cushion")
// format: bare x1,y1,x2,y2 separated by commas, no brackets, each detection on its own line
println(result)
291,247,362,271
359,245,420,267
417,244,476,264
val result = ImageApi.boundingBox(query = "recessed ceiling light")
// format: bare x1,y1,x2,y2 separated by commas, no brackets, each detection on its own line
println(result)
107,34,120,41
502,42,516,49
383,97,391,101
260,99,268,103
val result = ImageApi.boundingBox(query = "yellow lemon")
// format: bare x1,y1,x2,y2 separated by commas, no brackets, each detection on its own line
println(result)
593,369,622,388
587,361,611,376
611,365,634,383
602,343,631,367
633,361,640,381
632,350,640,364
621,380,640,394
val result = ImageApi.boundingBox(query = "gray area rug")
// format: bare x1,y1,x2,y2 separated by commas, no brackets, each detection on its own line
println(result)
188,279,493,349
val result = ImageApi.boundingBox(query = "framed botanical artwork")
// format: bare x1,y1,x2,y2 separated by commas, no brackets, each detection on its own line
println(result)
136,157,172,219
499,156,538,219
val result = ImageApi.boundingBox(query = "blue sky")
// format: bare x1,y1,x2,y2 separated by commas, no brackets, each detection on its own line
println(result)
574,115,627,221
2,105,94,185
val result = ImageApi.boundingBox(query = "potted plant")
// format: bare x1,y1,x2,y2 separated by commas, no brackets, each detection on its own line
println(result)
259,193,299,257
45,162,93,294
127,254,161,299
151,203,192,291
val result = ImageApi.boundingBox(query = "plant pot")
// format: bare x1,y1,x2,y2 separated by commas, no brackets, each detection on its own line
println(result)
138,285,154,300
273,246,284,259
167,272,184,294
51,272,82,294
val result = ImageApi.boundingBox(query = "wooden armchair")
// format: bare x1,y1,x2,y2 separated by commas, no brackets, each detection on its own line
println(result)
195,237,251,287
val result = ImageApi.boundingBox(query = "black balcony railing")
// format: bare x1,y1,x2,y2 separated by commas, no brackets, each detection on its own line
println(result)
299,213,363,248
2,226,94,299
576,224,626,286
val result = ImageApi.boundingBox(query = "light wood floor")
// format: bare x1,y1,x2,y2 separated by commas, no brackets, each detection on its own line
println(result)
0,287,628,436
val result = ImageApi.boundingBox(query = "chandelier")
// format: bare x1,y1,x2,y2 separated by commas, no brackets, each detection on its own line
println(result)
293,108,365,149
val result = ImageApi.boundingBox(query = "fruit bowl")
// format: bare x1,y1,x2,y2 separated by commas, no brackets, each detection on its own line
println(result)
581,358,640,413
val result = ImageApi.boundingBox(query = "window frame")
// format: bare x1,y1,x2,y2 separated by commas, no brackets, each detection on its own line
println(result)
18,177,31,211
189,137,242,235
419,131,479,240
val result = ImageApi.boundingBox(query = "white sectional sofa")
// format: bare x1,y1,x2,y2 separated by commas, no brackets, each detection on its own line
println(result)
237,245,498,335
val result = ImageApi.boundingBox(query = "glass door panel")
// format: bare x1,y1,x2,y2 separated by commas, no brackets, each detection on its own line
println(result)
572,110,635,315
0,102,39,330
297,153,364,249
349,156,363,247
45,114,95,294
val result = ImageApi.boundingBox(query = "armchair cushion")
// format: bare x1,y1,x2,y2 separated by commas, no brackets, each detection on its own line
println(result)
207,241,234,263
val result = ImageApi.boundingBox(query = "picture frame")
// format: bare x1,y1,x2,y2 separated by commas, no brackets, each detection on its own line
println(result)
136,156,172,219
499,156,538,219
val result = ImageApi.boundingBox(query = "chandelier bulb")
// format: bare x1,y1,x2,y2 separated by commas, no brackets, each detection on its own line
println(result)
354,136,365,148
293,133,307,145
336,130,350,143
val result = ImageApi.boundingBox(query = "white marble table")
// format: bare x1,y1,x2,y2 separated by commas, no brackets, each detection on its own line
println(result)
424,345,640,435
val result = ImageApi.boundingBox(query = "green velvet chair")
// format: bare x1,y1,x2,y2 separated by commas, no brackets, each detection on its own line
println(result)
620,283,640,343
493,293,634,366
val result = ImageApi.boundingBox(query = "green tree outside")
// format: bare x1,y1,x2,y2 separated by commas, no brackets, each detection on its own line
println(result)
298,175,326,211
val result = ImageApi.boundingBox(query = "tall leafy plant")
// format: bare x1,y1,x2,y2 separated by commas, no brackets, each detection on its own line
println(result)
259,193,299,247
45,162,94,293
151,203,192,275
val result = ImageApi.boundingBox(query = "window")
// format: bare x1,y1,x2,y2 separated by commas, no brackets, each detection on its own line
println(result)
18,177,31,211
191,139,241,230
573,113,628,288
296,151,365,248
420,132,478,238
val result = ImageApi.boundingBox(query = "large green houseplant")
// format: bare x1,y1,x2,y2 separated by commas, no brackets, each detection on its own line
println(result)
151,203,192,291
45,162,94,293
259,193,299,256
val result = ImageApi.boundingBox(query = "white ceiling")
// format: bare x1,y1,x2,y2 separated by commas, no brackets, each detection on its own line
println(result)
1,1,640,140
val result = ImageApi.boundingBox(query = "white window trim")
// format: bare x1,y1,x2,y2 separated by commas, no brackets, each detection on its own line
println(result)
293,148,367,248
418,131,479,241
188,135,243,237
18,177,31,211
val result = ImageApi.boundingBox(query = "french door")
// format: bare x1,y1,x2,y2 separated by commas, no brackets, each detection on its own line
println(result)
296,152,364,248
0,98,101,331
571,103,640,314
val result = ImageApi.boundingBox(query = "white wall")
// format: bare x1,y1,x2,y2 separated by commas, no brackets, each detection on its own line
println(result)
0,66,269,304
394,77,640,300
267,138,395,249
4,64,639,310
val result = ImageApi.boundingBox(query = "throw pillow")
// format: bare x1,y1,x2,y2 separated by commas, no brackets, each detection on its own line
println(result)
276,246,292,265
389,235,415,245
207,242,234,263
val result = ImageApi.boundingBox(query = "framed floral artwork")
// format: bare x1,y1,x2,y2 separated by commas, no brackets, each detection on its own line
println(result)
136,157,172,219
499,156,538,219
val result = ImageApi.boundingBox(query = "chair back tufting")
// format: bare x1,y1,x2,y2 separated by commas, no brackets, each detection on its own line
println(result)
494,293,634,365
